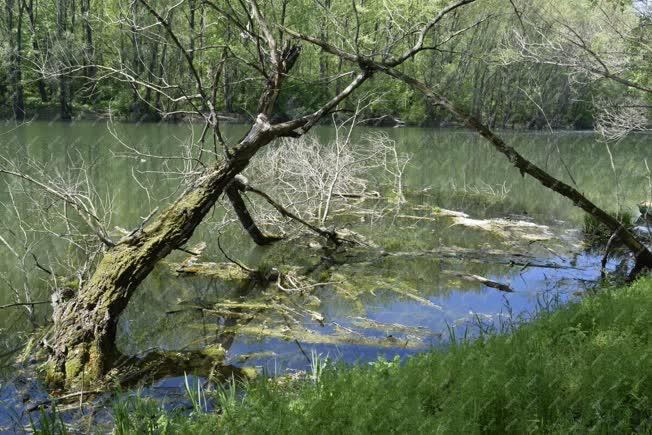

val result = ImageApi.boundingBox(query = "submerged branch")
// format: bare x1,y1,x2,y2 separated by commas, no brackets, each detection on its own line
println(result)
245,185,340,244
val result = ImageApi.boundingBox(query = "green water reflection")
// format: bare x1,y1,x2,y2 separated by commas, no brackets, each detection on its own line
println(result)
0,120,649,374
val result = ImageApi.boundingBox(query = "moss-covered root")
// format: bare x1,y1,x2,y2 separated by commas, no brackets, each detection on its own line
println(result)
106,347,256,387
44,342,255,392
43,116,282,391
44,341,109,391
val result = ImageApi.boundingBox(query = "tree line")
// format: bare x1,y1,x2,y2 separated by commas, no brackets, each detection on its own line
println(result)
1,0,648,128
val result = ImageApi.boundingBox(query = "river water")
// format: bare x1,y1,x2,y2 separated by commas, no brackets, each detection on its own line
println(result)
0,121,649,428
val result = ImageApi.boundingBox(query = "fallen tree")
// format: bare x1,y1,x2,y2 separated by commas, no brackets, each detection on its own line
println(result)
285,15,652,277
13,0,476,390
11,0,647,394
387,69,652,277
41,74,373,388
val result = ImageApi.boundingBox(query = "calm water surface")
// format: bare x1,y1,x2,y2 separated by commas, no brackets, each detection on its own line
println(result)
0,120,649,426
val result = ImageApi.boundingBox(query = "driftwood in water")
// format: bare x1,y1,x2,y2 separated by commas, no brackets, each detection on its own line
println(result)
109,348,254,387
227,173,341,244
444,271,514,292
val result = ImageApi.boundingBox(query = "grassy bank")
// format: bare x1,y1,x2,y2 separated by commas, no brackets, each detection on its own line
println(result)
104,278,652,433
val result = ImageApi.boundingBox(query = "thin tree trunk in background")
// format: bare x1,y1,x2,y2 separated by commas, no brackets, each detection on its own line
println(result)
143,40,158,110
57,0,72,120
199,1,205,50
80,0,94,79
25,0,49,103
154,9,172,114
70,0,75,29
222,23,234,113
156,42,167,112
129,0,143,120
318,0,331,81
6,0,26,120
188,0,196,64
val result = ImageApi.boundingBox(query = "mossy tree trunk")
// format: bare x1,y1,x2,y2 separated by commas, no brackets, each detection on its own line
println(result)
44,117,281,389
43,61,370,388
39,0,384,389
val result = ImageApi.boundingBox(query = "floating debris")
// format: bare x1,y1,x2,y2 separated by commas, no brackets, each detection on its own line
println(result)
167,261,251,284
351,317,441,339
200,323,430,350
442,270,513,292
450,215,553,241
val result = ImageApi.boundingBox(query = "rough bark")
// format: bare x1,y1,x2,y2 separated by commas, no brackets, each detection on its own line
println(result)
44,116,281,389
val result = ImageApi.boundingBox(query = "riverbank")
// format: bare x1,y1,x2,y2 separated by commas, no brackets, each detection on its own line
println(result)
1,107,598,130
105,276,652,434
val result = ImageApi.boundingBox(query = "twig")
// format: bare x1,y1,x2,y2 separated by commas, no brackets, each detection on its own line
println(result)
216,235,255,273
127,207,160,238
0,300,50,310
31,254,53,275
448,271,514,292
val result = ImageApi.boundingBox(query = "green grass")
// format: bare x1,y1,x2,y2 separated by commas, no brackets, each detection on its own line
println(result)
107,277,652,433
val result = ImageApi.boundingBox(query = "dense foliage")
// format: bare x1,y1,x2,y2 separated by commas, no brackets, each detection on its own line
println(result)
0,0,648,127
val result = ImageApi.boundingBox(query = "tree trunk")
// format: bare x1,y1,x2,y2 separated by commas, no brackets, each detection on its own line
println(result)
143,41,159,112
188,0,196,64
385,68,652,273
222,24,234,113
129,0,143,120
57,0,72,120
80,0,95,79
44,116,280,389
226,175,283,245
6,0,26,120
25,0,49,103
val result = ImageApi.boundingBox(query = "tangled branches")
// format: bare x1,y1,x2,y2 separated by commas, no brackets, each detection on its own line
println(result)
243,128,410,236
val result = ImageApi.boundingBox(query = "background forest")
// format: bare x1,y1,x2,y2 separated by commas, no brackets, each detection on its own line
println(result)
1,0,650,128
